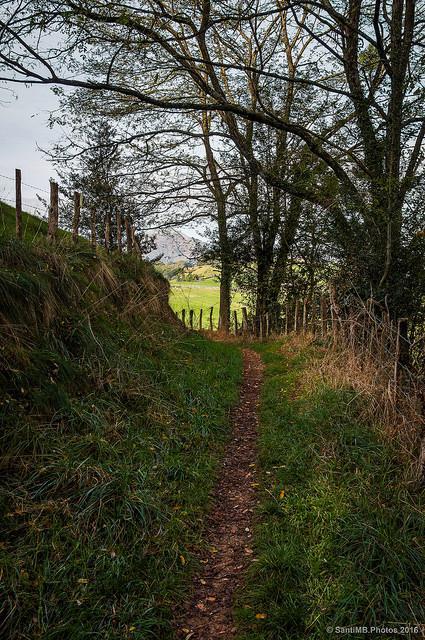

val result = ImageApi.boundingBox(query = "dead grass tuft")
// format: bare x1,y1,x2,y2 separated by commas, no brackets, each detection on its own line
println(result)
307,338,425,483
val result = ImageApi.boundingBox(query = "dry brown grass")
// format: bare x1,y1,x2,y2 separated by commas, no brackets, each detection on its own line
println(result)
316,344,424,479
281,301,425,485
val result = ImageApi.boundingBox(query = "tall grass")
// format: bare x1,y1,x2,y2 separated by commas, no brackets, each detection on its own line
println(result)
0,224,242,639
311,297,425,481
236,339,424,640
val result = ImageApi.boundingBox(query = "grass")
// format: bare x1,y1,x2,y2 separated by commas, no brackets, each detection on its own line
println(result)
169,279,244,329
156,262,218,282
235,339,425,640
3,200,423,638
0,200,69,242
0,203,243,639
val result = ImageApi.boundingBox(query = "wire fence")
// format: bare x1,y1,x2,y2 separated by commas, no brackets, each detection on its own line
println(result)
1,167,147,257
0,171,50,221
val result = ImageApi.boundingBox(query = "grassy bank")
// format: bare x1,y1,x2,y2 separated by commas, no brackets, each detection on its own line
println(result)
0,208,242,638
236,339,424,639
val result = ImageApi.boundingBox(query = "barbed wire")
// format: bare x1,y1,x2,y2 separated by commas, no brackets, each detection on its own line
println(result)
0,172,50,194
0,171,74,226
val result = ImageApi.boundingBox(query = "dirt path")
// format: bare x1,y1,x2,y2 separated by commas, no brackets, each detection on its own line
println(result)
174,348,264,639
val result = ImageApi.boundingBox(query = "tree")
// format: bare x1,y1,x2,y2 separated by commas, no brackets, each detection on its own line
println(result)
51,117,153,253
55,119,120,247
1,1,424,315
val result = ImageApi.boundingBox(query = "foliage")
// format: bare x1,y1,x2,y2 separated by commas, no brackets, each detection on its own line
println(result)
2,1,425,317
50,118,154,254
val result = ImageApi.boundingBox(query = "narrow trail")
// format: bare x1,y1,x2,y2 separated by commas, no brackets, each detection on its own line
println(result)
175,348,264,639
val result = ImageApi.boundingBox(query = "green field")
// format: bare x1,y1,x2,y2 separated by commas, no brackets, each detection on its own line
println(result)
169,279,244,329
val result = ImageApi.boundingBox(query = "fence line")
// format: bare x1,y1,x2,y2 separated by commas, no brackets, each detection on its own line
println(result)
1,167,145,257
178,294,423,396
3,168,422,403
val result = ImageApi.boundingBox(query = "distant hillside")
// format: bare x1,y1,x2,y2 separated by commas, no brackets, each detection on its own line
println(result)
156,261,219,281
147,229,202,263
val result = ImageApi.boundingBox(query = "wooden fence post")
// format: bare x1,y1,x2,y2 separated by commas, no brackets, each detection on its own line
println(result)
72,191,81,243
90,209,97,249
330,294,337,343
398,318,410,369
368,298,376,352
116,210,122,254
320,296,327,336
15,168,22,240
131,226,138,254
189,309,194,330
285,302,290,334
273,311,279,334
233,309,238,336
302,299,308,333
104,214,112,252
294,299,300,333
199,308,203,330
242,307,249,334
393,318,409,397
124,217,132,252
47,181,59,241
181,308,186,327
310,298,315,335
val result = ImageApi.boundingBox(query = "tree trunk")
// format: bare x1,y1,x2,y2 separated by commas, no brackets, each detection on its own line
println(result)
201,109,232,332
217,199,232,332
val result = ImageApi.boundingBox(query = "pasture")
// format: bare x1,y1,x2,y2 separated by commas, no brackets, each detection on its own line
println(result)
169,278,244,329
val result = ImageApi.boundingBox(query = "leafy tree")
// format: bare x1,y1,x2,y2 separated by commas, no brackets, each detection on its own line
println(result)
50,117,153,253
1,0,424,317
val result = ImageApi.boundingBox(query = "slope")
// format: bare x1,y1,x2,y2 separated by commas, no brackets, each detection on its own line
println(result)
0,203,242,639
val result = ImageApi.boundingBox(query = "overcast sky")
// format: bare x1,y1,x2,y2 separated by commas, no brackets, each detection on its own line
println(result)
0,83,60,211
0,82,204,238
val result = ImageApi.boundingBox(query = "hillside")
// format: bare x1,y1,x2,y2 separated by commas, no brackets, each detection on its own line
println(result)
156,261,219,281
0,203,242,638
147,229,201,263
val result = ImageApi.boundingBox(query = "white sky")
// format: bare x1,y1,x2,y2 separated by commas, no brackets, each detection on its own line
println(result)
0,83,60,210
0,82,205,239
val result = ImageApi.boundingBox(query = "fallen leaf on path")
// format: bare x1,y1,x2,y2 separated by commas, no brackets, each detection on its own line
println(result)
255,613,267,619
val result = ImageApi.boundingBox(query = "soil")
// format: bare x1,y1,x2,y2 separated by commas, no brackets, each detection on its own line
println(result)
174,348,264,639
